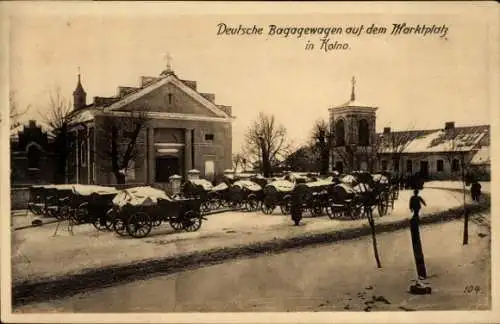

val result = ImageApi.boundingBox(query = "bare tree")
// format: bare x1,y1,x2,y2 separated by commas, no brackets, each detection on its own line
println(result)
95,111,148,184
41,89,73,132
8,91,30,133
378,125,420,179
310,119,332,175
39,89,74,183
232,153,248,173
442,127,478,245
244,112,290,177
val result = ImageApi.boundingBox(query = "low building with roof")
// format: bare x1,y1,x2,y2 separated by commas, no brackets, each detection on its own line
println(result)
377,123,490,180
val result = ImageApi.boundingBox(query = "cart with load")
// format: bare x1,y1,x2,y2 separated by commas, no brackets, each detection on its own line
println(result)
228,180,264,211
293,179,335,217
68,185,119,230
108,186,204,238
327,183,365,220
181,179,216,212
261,180,295,215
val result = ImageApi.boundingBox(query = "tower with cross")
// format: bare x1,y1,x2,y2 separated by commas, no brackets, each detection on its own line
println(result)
328,76,378,172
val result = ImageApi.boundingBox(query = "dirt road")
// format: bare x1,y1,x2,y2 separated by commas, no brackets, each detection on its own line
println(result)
15,211,490,313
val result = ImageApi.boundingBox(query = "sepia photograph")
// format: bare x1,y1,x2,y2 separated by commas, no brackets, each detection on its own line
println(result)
1,1,498,323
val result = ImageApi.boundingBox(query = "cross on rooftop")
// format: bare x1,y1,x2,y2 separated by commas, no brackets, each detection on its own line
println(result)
164,53,173,72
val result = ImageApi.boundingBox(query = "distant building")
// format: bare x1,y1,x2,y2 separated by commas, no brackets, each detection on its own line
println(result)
329,78,490,180
10,120,59,186
377,123,490,180
67,64,233,186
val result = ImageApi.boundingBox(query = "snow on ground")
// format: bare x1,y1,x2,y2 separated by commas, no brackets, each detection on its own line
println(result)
14,216,490,312
11,188,483,284
425,181,490,194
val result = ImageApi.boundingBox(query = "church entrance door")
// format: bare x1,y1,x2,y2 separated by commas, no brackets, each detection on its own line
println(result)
155,156,180,183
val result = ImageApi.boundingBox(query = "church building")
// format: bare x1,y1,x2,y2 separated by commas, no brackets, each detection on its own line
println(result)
66,63,233,186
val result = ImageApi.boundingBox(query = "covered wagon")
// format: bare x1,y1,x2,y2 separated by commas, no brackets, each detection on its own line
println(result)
109,186,203,238
261,180,295,215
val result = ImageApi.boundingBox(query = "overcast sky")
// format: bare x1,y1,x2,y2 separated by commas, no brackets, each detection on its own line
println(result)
6,2,495,153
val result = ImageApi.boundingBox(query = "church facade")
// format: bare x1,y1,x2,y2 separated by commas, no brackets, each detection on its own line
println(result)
66,66,233,186
329,78,490,180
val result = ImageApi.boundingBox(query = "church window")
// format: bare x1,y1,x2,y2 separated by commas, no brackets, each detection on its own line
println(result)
358,119,370,146
335,119,345,146
27,145,41,170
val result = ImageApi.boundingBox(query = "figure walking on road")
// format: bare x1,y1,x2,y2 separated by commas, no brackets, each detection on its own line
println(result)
409,189,427,279
471,181,482,202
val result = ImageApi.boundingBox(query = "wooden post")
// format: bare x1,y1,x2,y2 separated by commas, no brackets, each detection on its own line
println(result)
410,212,427,278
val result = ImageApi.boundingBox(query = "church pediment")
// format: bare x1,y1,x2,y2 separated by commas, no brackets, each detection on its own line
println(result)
105,75,230,119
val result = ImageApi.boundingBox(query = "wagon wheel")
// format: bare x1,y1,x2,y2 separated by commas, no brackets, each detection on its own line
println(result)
113,217,128,236
126,212,153,238
312,205,323,216
246,195,259,212
182,211,202,232
28,204,40,216
348,204,363,220
152,217,162,227
230,200,243,209
104,209,116,231
210,198,222,210
69,208,85,224
280,203,291,215
200,201,211,213
92,214,109,231
261,202,275,214
325,202,334,219
169,217,184,231
377,199,389,217
280,195,291,215
58,205,70,221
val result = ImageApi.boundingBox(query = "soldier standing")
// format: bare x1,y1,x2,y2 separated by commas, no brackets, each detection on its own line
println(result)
290,184,304,226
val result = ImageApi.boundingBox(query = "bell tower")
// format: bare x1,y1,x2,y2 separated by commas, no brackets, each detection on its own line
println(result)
73,68,87,110
328,77,378,172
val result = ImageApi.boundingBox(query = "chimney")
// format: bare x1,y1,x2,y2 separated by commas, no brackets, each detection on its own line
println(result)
383,127,391,134
445,122,455,130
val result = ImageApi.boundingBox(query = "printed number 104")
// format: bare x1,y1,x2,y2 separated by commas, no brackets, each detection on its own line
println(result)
464,285,480,294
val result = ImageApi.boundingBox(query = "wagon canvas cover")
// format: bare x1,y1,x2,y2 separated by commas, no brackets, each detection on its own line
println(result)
112,186,173,207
